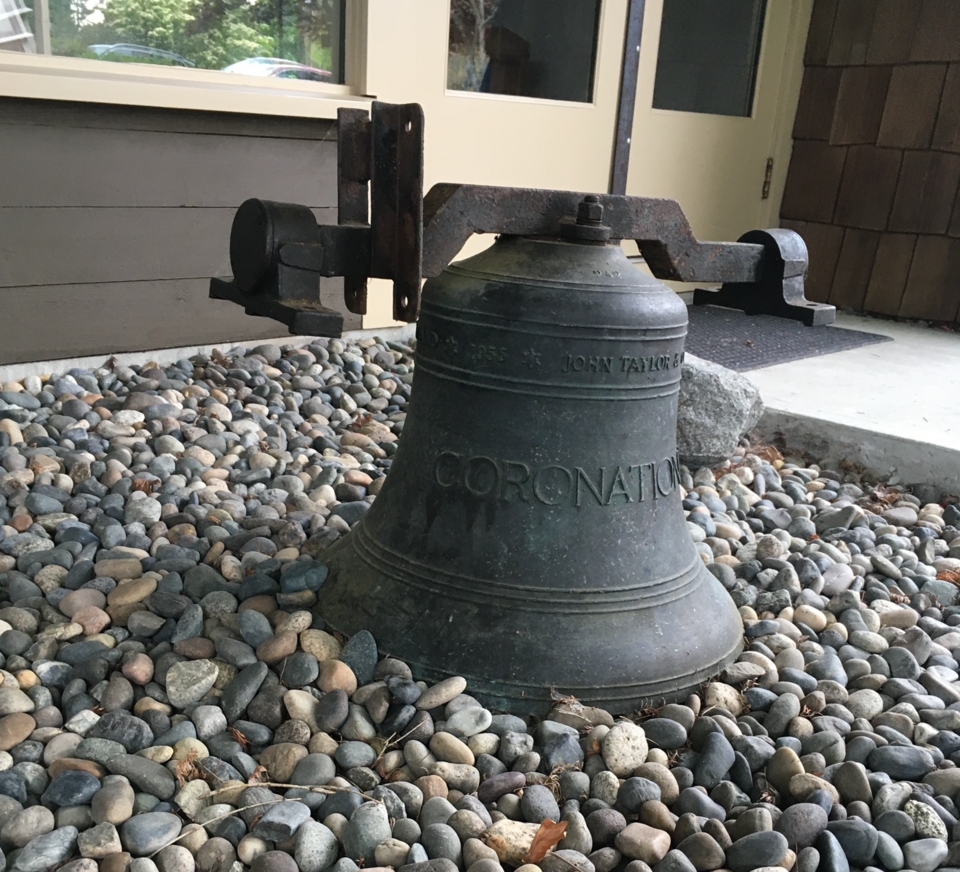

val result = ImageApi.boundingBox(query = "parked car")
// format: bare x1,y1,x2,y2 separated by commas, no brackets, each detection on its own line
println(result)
88,44,196,67
222,57,333,81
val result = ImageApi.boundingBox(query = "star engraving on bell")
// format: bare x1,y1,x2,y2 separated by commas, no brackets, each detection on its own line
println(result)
522,348,540,368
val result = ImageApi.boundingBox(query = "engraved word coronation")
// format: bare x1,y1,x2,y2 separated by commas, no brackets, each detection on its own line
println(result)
434,452,680,507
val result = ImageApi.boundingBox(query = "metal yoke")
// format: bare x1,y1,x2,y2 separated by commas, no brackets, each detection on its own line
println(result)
210,101,834,335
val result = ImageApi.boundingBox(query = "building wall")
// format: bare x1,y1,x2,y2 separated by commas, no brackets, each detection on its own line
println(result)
357,0,629,329
0,97,358,366
359,0,811,326
780,0,960,324
627,0,812,246
0,0,814,360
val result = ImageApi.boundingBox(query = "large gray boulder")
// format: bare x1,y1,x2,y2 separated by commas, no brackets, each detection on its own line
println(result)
677,354,764,468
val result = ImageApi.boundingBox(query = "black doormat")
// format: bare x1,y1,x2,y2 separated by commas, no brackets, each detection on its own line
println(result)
685,305,892,372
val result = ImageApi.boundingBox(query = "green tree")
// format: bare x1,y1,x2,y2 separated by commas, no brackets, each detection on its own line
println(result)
48,0,79,34
56,0,337,72
48,0,91,56
248,0,341,67
185,7,275,68
97,0,274,68
101,0,193,53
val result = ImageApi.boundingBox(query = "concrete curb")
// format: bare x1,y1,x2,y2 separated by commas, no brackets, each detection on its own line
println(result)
756,408,960,494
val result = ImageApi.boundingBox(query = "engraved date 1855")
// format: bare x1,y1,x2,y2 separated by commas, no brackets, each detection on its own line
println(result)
466,343,508,363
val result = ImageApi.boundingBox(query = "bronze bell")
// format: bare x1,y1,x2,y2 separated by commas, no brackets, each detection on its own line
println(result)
210,102,831,716
315,196,743,714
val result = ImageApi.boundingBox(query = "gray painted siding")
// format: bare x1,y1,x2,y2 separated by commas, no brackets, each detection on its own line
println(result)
0,97,357,366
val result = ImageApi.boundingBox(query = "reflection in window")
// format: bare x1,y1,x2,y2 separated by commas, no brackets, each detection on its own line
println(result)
448,0,601,104
653,0,766,117
3,0,346,84
0,0,34,51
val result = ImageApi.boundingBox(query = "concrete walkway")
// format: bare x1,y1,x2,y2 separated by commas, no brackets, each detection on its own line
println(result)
746,313,960,492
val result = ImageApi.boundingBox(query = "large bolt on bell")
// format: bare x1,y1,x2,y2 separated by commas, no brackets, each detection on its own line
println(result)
316,196,743,714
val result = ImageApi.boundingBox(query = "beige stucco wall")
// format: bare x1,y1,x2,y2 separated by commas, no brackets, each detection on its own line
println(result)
627,0,813,242
358,0,629,328
358,0,813,329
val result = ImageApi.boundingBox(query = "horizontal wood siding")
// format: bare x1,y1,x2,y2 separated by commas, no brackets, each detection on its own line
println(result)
0,127,338,208
0,97,356,366
0,278,346,362
0,207,335,287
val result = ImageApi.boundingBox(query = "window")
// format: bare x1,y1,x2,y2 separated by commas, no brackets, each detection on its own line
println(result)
653,0,766,117
447,0,601,104
5,0,346,84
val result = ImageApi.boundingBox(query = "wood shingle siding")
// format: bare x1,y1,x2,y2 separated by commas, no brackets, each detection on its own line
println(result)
781,0,960,326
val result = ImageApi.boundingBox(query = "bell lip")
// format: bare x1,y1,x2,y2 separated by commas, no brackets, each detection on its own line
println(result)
391,638,745,717
315,527,747,718
318,600,743,717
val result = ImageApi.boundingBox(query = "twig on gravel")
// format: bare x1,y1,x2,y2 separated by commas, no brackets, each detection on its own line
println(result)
148,783,382,858
214,781,379,801
148,797,284,857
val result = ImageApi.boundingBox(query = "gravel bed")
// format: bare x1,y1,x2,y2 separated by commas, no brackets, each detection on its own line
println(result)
1,338,960,872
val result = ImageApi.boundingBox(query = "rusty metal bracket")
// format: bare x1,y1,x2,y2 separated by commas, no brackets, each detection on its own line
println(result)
422,184,761,282
692,229,833,326
209,101,424,335
210,100,833,336
420,184,831,325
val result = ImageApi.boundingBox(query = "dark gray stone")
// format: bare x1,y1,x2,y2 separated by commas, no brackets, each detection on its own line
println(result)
641,718,687,750
87,711,154,753
253,800,312,841
40,770,100,808
725,831,788,872
618,777,662,812
521,784,561,823
775,803,828,850
477,771,526,804
675,788,726,821
315,689,350,733
105,754,176,800
221,662,268,723
693,732,735,789
343,801,391,863
120,811,182,856
868,745,936,780
825,819,877,866
339,630,377,685
815,830,850,872
652,849,696,872
12,826,78,872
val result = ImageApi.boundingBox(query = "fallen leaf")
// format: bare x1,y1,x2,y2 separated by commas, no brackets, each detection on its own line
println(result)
246,764,269,784
229,727,251,751
524,820,568,864
176,750,202,787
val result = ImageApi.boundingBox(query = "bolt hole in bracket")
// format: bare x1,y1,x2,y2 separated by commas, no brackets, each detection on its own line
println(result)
210,101,834,336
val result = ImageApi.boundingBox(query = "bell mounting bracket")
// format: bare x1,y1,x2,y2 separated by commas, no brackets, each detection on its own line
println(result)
210,101,833,336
